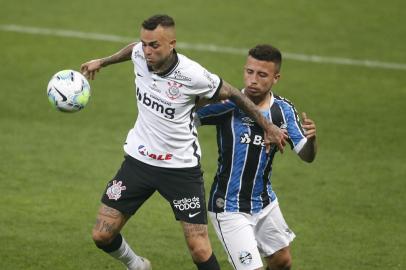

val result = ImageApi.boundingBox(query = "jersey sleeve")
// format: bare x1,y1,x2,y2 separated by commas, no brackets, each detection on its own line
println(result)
281,102,308,153
195,101,236,126
188,63,223,100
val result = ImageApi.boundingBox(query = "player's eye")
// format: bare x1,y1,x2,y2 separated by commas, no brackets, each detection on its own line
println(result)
258,72,268,78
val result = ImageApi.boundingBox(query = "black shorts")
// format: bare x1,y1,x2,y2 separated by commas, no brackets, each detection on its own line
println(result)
101,155,207,224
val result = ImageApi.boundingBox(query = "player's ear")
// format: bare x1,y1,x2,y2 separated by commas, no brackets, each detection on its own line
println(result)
170,39,176,50
273,73,281,84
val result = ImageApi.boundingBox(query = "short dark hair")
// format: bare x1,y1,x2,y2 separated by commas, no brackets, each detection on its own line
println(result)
142,14,175,30
248,44,282,72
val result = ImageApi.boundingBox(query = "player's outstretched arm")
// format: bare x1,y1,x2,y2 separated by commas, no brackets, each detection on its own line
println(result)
80,42,137,80
298,112,317,162
216,80,288,153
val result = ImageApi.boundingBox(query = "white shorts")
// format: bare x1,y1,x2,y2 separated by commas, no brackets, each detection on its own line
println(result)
209,199,295,270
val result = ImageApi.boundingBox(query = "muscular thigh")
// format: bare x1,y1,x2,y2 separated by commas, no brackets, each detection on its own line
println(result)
255,201,295,257
101,155,156,216
155,165,207,224
209,212,263,270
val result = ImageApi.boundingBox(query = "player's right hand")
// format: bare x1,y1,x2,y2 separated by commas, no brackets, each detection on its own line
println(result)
263,124,288,154
80,59,103,80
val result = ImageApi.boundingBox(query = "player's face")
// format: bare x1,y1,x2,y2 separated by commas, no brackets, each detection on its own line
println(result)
243,56,280,99
140,26,176,71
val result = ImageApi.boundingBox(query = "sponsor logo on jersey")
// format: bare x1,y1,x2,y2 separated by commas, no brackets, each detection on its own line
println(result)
203,70,217,91
166,81,183,100
173,196,201,211
239,251,253,265
240,133,265,146
133,50,145,60
106,180,127,201
241,116,255,126
172,70,192,82
136,87,175,119
150,80,161,93
138,145,173,161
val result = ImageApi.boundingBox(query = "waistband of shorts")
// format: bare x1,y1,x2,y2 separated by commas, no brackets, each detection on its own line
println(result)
124,154,202,172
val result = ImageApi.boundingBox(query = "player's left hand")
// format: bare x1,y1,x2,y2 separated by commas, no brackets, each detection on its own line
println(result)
301,112,316,139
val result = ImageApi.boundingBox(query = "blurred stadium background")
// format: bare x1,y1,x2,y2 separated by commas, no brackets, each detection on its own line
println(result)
0,0,405,269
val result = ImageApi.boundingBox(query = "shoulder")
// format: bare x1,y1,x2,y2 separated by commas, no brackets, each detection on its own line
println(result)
131,43,144,59
176,53,219,81
273,94,298,112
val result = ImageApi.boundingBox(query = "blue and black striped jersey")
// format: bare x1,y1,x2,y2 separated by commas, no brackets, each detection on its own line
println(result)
196,93,307,214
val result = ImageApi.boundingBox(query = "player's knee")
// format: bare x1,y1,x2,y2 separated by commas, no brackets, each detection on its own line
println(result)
267,248,292,270
271,253,292,270
189,245,212,262
92,229,115,247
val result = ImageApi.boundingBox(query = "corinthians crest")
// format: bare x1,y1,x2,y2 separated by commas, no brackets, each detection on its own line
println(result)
166,81,183,100
106,180,127,201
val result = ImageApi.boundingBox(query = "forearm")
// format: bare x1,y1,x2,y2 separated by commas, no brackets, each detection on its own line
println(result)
218,81,270,129
299,137,317,162
100,42,136,67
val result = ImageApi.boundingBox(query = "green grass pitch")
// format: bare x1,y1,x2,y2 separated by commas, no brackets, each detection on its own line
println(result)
1,0,405,269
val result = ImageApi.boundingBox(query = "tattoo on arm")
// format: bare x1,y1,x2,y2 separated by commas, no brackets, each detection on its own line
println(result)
101,42,136,67
219,81,269,129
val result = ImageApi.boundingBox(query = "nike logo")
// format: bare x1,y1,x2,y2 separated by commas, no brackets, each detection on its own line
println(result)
136,73,143,77
188,212,201,218
54,87,67,101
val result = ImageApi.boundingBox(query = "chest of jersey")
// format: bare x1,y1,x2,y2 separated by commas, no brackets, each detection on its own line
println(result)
135,74,195,120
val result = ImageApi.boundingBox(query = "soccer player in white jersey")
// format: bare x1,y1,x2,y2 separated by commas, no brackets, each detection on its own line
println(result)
80,15,288,270
195,44,317,270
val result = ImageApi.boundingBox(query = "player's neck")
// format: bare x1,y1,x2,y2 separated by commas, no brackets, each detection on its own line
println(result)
152,51,177,75
249,92,272,111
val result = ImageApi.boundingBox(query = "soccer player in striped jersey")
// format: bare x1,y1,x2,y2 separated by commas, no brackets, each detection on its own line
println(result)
195,44,317,270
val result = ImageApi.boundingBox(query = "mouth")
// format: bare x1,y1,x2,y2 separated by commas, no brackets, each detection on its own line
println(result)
246,87,260,93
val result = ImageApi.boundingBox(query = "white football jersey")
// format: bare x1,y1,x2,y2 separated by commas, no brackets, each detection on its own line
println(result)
124,42,222,168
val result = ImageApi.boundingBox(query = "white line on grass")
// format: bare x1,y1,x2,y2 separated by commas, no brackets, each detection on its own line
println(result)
1,24,406,71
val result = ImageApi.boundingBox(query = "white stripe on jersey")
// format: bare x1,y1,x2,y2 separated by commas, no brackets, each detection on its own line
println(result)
124,43,222,168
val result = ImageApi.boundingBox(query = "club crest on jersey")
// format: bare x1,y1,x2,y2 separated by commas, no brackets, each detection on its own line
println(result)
166,81,182,100
216,198,225,209
106,180,126,201
239,251,253,265
138,145,173,161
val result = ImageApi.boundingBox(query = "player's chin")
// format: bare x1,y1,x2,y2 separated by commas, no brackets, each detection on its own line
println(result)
245,87,261,95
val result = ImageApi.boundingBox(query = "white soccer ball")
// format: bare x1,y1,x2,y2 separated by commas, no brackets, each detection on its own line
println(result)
47,69,91,112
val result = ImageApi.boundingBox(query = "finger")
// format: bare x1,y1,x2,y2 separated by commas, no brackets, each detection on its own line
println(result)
278,141,284,153
302,112,307,121
80,65,87,74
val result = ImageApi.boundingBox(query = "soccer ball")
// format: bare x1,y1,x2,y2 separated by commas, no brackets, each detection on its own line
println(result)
47,69,91,112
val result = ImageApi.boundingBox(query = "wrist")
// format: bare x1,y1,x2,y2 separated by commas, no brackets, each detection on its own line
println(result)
100,58,109,67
